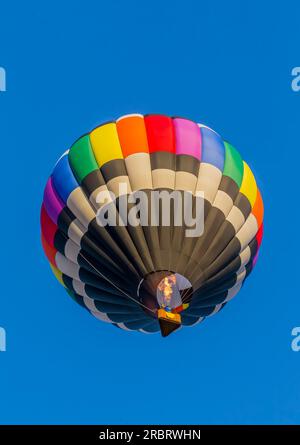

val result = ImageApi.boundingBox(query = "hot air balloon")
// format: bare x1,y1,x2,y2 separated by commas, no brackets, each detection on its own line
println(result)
41,114,263,336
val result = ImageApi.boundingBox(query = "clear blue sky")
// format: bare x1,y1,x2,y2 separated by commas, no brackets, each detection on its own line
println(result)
0,0,299,424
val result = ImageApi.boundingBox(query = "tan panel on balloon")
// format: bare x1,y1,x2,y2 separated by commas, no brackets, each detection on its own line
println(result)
67,188,95,228
83,295,98,312
64,239,81,263
235,268,247,285
195,163,222,203
236,213,258,252
213,190,233,216
67,219,86,245
90,310,113,323
106,176,132,197
55,253,80,281
226,206,245,232
125,153,153,191
90,184,111,209
72,279,87,298
175,171,197,193
152,169,175,190
239,245,251,268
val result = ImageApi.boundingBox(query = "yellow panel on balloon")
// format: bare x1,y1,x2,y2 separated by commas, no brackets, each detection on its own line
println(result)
90,122,123,167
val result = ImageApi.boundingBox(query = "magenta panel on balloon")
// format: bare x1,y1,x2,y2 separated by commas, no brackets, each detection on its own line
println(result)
43,177,65,224
173,118,202,160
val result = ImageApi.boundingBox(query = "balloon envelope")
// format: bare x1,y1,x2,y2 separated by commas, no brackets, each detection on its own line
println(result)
41,114,264,335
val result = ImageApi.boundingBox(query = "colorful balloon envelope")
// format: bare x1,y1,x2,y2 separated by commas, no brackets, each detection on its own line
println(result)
41,114,264,336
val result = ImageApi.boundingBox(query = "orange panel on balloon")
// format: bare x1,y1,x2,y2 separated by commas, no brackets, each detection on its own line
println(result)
116,114,149,157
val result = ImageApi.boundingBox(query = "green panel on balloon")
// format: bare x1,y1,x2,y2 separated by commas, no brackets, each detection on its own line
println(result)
68,134,99,183
223,142,244,188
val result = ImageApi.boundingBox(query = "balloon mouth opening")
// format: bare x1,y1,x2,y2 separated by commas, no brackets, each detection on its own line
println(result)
137,271,193,317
